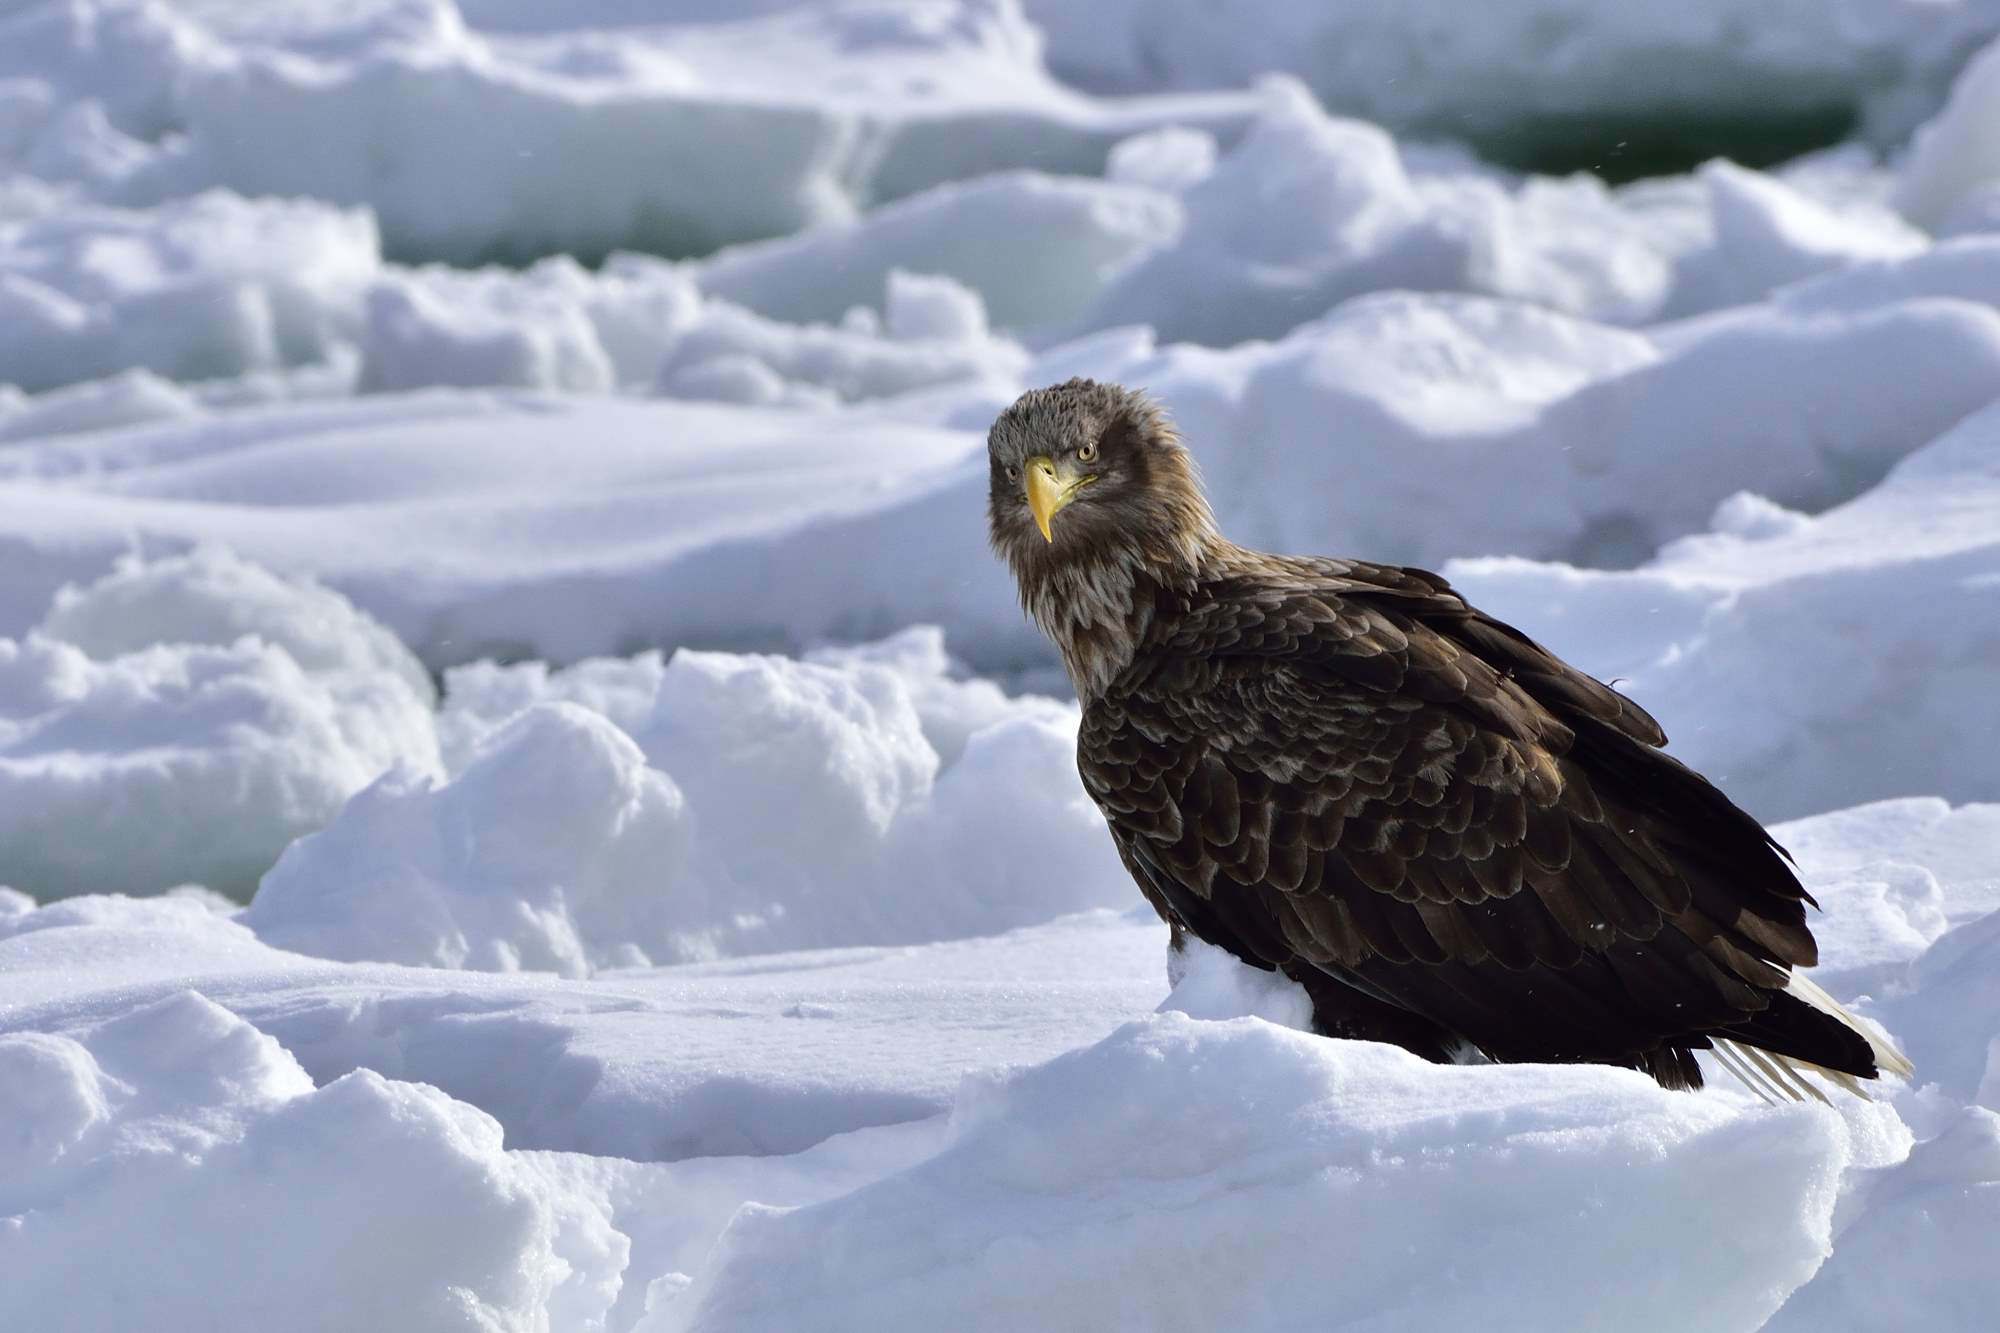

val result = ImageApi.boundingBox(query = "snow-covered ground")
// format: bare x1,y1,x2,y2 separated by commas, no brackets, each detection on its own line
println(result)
5,3,2000,1330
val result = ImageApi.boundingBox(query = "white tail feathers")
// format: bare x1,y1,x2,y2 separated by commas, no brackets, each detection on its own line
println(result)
1785,969,1915,1080
1710,971,1914,1105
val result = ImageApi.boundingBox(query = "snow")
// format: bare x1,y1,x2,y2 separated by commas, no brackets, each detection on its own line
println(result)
1053,84,1928,344
0,393,995,666
654,278,1026,407
1897,34,2000,233
1666,159,1926,317
1158,935,1315,1031
0,191,377,393
1164,291,2000,572
38,543,433,700
5,2,2000,1328
0,0,1256,265
5,21,1954,406
1879,909,2000,1109
0,989,627,1333
1024,0,2000,153
0,197,1032,403
0,891,1172,1160
8,270,1999,688
247,703,694,975
252,637,1122,970
1765,1106,2000,1333
1447,396,2000,820
1,786,1996,1327
0,550,438,901
672,1014,1873,1333
697,168,1183,334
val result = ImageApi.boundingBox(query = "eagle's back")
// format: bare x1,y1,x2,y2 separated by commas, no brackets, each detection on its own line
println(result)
1078,554,1881,1088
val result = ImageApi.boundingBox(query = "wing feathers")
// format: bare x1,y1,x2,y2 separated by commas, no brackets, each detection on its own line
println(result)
1078,556,1893,1090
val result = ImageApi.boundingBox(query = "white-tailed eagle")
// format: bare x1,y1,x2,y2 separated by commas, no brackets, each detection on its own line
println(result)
987,378,1909,1101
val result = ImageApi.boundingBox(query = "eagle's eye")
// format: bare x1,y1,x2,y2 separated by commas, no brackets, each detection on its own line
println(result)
1077,441,1097,463
1005,464,1019,482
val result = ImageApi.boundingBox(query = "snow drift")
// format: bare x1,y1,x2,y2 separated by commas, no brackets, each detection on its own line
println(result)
0,989,625,1333
1449,394,2000,820
1024,0,2000,158
673,1014,1866,1333
0,549,438,900
251,633,1124,971
3,4,2000,1330
2,786,1995,1330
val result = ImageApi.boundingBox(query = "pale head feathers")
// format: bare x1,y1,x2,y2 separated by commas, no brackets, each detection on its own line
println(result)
987,379,1222,697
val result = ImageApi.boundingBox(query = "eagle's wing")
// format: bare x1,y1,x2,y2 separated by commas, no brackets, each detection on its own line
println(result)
1080,559,1880,1085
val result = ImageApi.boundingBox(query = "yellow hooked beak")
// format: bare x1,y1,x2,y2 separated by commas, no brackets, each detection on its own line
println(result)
1024,454,1094,542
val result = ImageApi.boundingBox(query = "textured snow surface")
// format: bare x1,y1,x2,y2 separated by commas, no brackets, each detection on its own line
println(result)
1899,32,2000,233
0,987,627,1333
5,787,1996,1331
0,548,439,899
249,633,1122,969
1449,397,2000,820
1024,1,2000,151
6,3,2000,1330
675,1015,1861,1333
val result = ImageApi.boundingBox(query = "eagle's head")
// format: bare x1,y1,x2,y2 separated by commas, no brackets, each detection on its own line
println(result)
986,378,1217,579
987,379,1219,694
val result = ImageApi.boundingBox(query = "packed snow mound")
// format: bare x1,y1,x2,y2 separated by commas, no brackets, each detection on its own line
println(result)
1450,395,2000,821
12,272,1997,676
0,369,204,442
1664,159,1926,318
247,703,692,975
366,258,1024,404
1880,908,2000,1108
1158,934,1315,1031
1774,234,2000,317
511,1120,957,1333
5,14,1954,404
1057,83,1924,343
0,191,376,393
1070,79,1465,346
1771,799,2000,1016
359,266,627,396
0,392,991,663
1898,33,2000,233
0,989,625,1333
0,888,1172,1162
1766,1107,2000,1333
2,797,1996,1326
1023,0,2000,156
698,169,1183,333
804,624,1053,767
1779,798,2000,932
0,890,268,991
631,646,940,866
0,553,438,900
0,192,1028,401
1126,287,2000,571
259,636,1124,969
1105,123,1218,193
38,545,434,703
673,1013,1862,1333
656,276,1026,408
0,0,1254,266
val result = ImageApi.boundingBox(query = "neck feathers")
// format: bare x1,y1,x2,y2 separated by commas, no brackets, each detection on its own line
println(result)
989,392,1222,700
1014,527,1219,700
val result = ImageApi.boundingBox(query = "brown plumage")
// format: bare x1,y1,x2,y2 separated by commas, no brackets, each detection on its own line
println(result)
988,378,1910,1098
